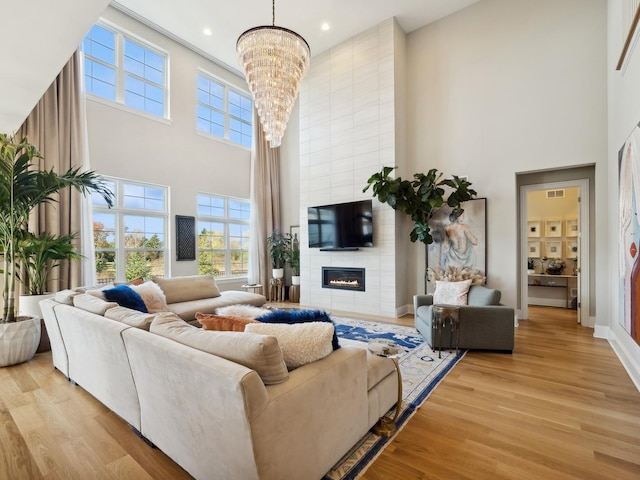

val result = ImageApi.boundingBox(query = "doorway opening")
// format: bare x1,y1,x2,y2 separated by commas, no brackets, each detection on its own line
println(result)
519,179,590,325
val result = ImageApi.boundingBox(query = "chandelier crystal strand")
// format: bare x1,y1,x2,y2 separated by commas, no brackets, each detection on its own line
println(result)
237,5,310,148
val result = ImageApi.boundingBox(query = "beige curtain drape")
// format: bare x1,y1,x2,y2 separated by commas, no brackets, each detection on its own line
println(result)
249,114,281,294
16,50,86,292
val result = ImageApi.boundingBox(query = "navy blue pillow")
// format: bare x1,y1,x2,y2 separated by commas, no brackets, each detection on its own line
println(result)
256,309,340,350
103,284,148,313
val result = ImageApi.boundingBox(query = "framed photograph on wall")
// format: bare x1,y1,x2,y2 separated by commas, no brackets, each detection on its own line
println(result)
527,220,542,237
527,241,541,258
565,218,578,237
545,220,562,237
290,225,300,250
566,240,578,258
427,198,487,286
545,240,563,258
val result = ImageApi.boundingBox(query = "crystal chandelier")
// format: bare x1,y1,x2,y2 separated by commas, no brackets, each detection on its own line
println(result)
237,0,310,148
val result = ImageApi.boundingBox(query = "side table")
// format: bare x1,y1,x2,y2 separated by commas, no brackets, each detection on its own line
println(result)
241,284,263,295
432,305,461,358
269,279,285,302
289,285,300,303
367,339,403,437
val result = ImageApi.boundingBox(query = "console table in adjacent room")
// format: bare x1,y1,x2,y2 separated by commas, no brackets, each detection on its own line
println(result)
527,274,577,309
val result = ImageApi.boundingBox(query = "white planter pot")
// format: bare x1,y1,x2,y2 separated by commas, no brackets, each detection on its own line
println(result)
19,293,55,318
272,268,284,279
0,316,41,367
291,275,301,286
20,293,55,353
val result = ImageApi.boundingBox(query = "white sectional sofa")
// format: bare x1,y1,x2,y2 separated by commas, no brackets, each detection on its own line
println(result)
40,281,398,480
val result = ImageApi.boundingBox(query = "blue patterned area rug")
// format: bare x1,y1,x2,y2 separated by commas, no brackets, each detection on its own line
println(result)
323,316,465,480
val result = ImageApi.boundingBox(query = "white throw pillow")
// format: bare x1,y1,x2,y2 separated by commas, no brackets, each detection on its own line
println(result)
433,280,472,305
132,281,169,313
244,322,334,369
216,304,269,319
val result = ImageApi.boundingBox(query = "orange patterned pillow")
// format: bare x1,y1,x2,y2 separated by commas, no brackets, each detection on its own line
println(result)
196,312,259,332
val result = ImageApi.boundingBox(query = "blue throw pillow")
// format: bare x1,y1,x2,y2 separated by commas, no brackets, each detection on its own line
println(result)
103,284,148,313
256,309,340,350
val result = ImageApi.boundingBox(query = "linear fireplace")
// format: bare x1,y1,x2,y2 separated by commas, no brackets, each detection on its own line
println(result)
322,267,365,292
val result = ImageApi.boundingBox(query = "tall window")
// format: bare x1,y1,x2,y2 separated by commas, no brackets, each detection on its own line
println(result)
83,22,168,118
92,178,168,284
197,73,253,147
197,194,250,278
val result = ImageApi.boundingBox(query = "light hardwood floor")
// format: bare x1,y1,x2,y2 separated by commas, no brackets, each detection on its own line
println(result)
0,306,639,479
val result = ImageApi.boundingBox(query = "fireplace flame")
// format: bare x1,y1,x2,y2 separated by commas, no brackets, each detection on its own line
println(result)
329,279,360,288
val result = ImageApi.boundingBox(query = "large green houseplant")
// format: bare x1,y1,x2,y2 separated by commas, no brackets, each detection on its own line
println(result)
0,134,113,365
363,166,477,289
266,230,291,279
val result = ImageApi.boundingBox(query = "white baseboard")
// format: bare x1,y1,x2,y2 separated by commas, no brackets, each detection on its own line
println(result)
608,329,640,393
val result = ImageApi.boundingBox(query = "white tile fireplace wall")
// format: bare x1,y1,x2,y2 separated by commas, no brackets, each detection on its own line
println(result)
298,18,404,317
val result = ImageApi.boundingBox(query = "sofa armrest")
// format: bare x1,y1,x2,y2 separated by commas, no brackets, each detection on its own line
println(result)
414,294,433,311
251,346,370,480
458,305,515,351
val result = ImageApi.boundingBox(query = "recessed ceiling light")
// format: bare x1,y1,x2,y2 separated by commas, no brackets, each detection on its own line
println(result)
321,22,330,31
203,27,212,36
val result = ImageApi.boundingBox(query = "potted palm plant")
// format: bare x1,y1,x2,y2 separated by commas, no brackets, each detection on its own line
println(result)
266,231,291,279
17,231,82,352
0,134,113,366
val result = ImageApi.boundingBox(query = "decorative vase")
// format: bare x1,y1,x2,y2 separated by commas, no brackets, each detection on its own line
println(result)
272,268,284,279
0,316,41,367
19,293,55,353
291,275,301,286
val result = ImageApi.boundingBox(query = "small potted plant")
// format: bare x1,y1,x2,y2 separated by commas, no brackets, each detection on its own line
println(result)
266,231,291,279
527,258,535,275
286,246,300,285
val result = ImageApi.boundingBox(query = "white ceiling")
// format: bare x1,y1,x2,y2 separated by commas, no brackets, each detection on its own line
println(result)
114,0,480,72
0,0,479,133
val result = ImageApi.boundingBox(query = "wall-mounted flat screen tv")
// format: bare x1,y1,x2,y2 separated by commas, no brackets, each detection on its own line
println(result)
307,199,373,250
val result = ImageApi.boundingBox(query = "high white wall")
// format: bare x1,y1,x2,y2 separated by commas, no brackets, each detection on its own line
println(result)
405,0,607,311
607,0,640,389
86,6,252,288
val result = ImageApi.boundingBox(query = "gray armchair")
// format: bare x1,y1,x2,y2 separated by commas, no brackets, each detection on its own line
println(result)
414,285,515,353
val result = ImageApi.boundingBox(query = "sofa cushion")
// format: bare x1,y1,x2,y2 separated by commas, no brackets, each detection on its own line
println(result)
167,291,267,321
153,275,221,304
196,312,259,332
73,293,118,315
103,285,148,313
256,309,340,350
105,306,156,330
131,281,169,313
150,312,288,385
467,285,501,306
54,289,79,305
244,322,334,369
433,280,472,305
